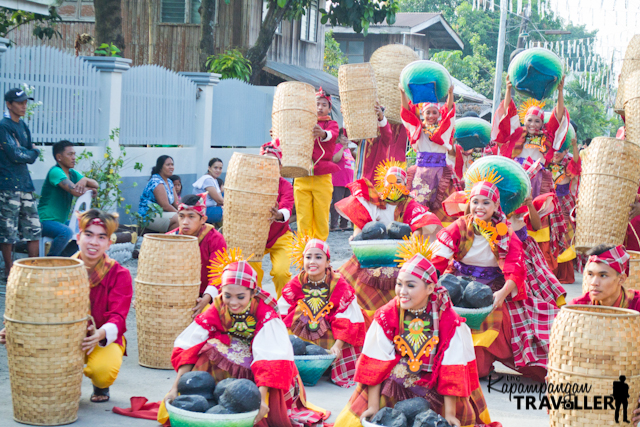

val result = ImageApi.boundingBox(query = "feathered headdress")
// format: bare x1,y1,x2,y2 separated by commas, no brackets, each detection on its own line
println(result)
464,167,503,200
395,234,439,285
517,98,546,124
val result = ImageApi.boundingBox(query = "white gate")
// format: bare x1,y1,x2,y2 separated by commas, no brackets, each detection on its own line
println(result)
120,65,197,146
0,46,100,144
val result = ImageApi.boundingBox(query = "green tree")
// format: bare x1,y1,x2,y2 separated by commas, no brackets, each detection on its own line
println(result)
431,34,495,98
0,6,62,41
205,48,252,81
198,0,398,83
323,30,347,77
564,79,622,141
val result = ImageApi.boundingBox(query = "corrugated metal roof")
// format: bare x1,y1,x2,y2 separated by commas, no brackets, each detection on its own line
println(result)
264,61,340,96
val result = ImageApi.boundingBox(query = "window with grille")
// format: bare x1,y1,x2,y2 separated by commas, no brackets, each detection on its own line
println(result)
262,0,282,35
161,0,202,24
338,40,364,63
300,0,318,43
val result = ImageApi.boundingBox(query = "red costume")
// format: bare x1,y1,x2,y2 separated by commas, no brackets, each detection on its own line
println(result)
267,177,294,248
354,119,407,182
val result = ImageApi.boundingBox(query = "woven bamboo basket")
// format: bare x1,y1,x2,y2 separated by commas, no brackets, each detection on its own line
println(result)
615,35,640,114
338,63,379,140
223,153,280,262
137,234,201,284
548,305,640,427
582,250,640,294
136,234,200,369
4,257,90,426
370,44,419,124
135,278,200,369
272,81,316,178
624,70,640,144
575,137,640,252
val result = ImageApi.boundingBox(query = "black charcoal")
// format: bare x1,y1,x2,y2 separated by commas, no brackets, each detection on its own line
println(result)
171,395,210,413
370,407,408,427
463,281,494,308
290,335,307,356
394,397,430,425
361,221,388,240
219,379,261,413
305,344,329,356
387,222,412,240
438,274,463,306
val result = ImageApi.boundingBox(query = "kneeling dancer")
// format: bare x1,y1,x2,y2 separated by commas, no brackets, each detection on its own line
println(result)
1,209,133,403
334,247,499,427
167,249,327,426
279,236,367,388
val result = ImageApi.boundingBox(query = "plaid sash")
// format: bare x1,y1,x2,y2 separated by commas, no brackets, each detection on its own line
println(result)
72,252,116,288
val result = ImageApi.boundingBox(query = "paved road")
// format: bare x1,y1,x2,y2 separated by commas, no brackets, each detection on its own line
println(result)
0,231,584,426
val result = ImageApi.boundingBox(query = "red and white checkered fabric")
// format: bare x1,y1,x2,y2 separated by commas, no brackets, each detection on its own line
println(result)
178,193,207,215
469,181,500,204
420,102,440,116
221,261,257,289
526,106,544,121
399,253,438,285
304,239,331,260
260,139,282,161
386,166,408,187
588,245,630,274
331,343,360,388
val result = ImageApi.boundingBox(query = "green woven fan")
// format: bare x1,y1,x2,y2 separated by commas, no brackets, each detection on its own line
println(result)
400,60,452,104
464,156,531,216
508,48,563,101
454,117,492,151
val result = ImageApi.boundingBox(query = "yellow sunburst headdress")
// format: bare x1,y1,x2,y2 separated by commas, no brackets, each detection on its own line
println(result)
394,234,439,285
464,167,503,199
291,230,315,270
374,159,410,201
207,247,254,288
517,98,546,124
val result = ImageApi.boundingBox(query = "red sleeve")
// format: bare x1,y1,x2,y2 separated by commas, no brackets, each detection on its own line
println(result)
251,360,297,390
378,120,392,147
401,102,423,144
334,195,372,230
430,104,456,147
354,354,400,385
566,156,581,177
404,200,442,232
495,100,519,145
328,277,366,346
281,276,304,328
322,119,339,145
171,343,206,371
278,178,294,212
105,267,133,343
502,232,526,301
454,145,464,179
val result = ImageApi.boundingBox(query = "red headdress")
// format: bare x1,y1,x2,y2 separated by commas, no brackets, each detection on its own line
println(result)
178,193,207,216
588,245,630,275
316,87,332,107
260,139,282,162
303,238,330,260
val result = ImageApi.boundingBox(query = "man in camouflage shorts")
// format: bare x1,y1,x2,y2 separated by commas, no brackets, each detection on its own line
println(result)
0,88,41,277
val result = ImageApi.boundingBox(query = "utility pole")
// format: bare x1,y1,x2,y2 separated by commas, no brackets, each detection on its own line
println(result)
492,0,508,117
517,9,529,49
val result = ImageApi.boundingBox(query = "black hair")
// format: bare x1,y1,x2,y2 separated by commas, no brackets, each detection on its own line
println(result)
570,119,579,134
585,244,616,257
169,175,182,196
208,157,223,168
216,177,224,186
52,140,74,161
584,138,592,146
181,194,201,206
151,155,173,178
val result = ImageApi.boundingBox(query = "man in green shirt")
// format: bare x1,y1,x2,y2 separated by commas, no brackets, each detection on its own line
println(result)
39,140,98,256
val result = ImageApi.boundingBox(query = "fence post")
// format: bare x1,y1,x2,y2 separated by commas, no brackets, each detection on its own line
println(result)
178,72,220,174
81,57,132,151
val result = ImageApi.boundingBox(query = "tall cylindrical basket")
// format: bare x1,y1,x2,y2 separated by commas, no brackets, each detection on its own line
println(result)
624,70,640,144
575,137,640,251
223,153,280,261
272,81,317,178
370,44,419,124
615,35,640,114
4,257,90,425
548,305,640,427
136,234,201,369
338,63,379,140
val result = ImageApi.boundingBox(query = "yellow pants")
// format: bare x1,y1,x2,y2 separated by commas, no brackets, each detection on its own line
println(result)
83,339,125,389
250,230,293,298
294,174,333,241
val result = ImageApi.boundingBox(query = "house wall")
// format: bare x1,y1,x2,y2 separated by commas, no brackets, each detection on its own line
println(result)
9,0,325,72
332,32,430,63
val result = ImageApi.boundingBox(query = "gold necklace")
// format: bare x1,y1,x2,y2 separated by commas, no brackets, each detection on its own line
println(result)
308,274,327,286
407,306,427,315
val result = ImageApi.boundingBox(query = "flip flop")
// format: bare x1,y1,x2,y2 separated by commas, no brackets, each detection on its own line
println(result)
91,385,110,403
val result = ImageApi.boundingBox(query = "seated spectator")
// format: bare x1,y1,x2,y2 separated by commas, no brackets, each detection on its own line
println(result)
192,157,224,224
216,177,224,195
38,140,98,256
138,155,179,232
170,175,182,202
330,129,355,231
166,194,227,317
